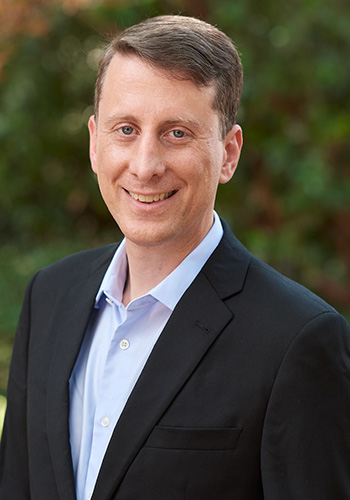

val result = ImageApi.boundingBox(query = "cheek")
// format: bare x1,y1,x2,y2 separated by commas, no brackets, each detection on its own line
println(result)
96,145,126,180
195,149,223,187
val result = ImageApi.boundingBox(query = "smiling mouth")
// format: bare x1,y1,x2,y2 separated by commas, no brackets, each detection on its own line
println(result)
128,190,176,203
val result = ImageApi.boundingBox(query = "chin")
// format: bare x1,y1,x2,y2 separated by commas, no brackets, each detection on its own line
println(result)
122,224,181,249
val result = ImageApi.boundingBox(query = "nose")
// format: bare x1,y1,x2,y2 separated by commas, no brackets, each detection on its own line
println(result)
129,134,166,182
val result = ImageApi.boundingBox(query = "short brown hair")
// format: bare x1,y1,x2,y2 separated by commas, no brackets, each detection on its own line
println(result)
94,15,243,137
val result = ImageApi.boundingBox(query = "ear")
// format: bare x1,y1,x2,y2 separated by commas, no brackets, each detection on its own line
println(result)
219,124,243,184
88,115,98,174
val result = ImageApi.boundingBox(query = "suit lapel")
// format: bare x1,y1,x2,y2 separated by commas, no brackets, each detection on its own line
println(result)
92,223,250,500
46,245,117,500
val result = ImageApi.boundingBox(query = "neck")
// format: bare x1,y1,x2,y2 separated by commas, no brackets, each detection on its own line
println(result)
121,242,184,306
121,215,216,306
122,231,210,306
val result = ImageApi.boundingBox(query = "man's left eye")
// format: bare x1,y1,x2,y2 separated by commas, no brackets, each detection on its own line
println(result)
170,130,185,138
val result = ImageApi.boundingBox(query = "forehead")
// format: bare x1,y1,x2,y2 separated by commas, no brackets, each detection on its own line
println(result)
99,53,217,117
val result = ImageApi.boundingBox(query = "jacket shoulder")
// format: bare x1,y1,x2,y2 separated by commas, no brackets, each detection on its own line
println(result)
32,243,118,288
248,253,336,318
217,220,341,326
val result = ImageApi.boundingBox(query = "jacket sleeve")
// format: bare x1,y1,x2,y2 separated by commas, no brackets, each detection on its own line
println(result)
261,311,350,499
0,274,38,499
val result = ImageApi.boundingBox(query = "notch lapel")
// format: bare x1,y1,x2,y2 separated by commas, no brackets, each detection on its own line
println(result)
92,224,250,500
46,245,117,500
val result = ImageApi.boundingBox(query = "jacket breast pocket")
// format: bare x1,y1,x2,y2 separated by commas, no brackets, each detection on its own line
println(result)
144,425,242,451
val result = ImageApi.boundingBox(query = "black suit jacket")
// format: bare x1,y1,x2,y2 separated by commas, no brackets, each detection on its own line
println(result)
1,220,350,499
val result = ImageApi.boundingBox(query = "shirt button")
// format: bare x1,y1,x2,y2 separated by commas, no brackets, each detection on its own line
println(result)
101,416,110,427
119,339,130,350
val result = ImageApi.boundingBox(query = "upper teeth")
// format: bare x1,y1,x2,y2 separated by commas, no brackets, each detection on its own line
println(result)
129,191,174,203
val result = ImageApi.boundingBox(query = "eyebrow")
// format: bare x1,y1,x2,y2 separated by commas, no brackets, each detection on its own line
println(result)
104,114,136,128
103,114,201,130
161,118,201,129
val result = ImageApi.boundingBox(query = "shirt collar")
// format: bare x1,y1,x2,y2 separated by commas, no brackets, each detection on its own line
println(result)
95,211,223,311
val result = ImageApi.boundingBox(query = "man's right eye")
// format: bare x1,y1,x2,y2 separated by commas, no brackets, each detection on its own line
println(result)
120,126,134,135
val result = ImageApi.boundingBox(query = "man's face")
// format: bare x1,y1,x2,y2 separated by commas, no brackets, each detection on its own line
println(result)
89,54,242,256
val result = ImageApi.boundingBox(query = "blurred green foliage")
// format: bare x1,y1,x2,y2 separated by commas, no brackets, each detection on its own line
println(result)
1,0,350,397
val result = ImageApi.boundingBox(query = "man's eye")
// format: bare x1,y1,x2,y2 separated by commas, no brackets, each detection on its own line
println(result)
120,126,134,135
170,129,185,138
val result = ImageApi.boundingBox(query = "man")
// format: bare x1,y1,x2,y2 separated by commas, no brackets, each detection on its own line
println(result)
1,15,350,500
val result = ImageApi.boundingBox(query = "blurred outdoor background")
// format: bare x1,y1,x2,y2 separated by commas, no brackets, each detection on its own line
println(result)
1,0,349,430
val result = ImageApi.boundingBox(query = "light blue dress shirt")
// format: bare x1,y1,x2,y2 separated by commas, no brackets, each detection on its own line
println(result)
69,212,223,500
